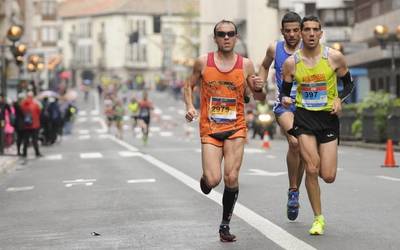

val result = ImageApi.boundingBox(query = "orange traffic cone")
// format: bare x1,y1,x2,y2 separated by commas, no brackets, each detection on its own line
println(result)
262,131,271,150
382,139,399,168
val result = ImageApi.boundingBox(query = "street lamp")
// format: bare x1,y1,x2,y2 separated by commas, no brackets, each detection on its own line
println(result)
1,24,24,154
373,24,400,97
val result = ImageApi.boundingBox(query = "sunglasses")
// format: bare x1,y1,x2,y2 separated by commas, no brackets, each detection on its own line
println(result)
216,31,236,38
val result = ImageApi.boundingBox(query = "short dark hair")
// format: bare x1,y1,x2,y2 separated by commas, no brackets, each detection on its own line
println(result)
281,11,301,28
301,15,321,30
213,20,237,37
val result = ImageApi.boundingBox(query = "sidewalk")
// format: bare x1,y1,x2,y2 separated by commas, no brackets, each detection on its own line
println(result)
0,148,19,176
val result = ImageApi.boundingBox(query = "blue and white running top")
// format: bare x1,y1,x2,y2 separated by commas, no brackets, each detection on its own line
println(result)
273,41,298,116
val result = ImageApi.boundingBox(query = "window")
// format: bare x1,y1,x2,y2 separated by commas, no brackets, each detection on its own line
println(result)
41,26,57,43
371,78,376,91
397,75,400,97
305,3,316,16
319,8,353,27
128,19,147,62
41,1,56,19
79,22,92,38
153,16,161,33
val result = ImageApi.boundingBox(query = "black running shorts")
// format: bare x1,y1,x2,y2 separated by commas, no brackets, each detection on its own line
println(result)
289,107,339,144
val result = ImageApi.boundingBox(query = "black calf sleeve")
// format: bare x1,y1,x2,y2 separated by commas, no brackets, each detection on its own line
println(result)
221,186,239,225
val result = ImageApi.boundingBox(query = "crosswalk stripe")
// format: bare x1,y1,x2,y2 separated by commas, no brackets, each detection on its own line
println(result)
78,130,90,135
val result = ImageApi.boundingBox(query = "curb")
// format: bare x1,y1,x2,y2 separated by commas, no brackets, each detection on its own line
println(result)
340,141,400,152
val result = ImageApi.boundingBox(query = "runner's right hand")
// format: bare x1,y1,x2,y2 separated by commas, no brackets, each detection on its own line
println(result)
281,96,292,108
185,108,198,122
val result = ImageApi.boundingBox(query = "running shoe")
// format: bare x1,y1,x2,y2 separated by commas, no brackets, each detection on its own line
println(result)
309,215,325,235
219,225,236,242
287,189,299,221
200,177,211,194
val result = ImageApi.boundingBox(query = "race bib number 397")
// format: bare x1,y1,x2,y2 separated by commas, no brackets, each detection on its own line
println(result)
209,97,237,123
301,82,327,108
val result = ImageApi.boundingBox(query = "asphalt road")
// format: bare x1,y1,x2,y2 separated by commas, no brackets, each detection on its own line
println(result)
0,89,399,250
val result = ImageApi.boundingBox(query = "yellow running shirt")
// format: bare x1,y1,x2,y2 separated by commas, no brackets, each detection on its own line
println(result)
294,46,338,111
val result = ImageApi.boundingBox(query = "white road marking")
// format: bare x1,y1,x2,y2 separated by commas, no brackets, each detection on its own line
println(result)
153,108,162,115
177,109,185,115
108,136,138,151
98,134,109,139
78,135,91,140
376,175,400,182
127,179,156,184
78,130,90,135
91,117,101,122
63,179,96,187
159,131,173,137
90,110,99,116
168,107,176,111
109,136,315,250
244,148,265,153
6,186,34,192
245,169,287,176
161,115,172,120
77,117,87,123
150,127,161,132
266,155,277,159
123,124,130,130
78,110,87,116
80,152,103,159
195,148,267,154
119,151,142,157
44,154,63,160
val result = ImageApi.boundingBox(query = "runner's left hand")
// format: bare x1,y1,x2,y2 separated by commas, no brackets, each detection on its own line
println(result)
331,97,342,115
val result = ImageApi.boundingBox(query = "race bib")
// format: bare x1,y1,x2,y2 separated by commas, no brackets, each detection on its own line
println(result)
209,97,237,123
301,82,327,108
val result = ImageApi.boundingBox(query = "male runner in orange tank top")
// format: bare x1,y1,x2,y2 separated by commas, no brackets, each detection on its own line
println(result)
184,20,264,242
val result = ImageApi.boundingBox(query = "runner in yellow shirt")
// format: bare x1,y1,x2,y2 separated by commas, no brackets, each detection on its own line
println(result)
281,15,354,235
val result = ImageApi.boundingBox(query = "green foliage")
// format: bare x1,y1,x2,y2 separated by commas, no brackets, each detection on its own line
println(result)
346,91,400,140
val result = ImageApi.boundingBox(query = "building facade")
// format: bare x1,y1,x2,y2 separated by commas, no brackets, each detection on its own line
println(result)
59,0,199,88
346,0,400,98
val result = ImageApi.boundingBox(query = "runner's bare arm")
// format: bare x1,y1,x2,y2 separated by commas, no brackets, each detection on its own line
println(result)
244,58,265,101
329,48,354,114
184,55,205,121
258,43,275,83
281,56,296,108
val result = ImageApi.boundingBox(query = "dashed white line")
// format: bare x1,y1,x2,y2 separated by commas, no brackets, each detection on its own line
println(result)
80,152,103,159
376,175,400,182
78,130,90,135
78,135,91,140
78,110,87,116
159,131,173,137
44,154,63,160
119,151,142,157
127,179,156,184
6,186,34,192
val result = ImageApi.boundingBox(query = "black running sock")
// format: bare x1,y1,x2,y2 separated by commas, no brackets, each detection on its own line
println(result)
221,186,239,225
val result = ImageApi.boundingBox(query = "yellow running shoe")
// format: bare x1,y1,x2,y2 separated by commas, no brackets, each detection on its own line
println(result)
309,215,325,235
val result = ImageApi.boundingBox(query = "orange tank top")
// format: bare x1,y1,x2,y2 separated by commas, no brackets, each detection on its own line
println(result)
199,52,246,136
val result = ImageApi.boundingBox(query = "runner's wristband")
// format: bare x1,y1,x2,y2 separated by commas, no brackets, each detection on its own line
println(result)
282,80,293,98
339,71,354,102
